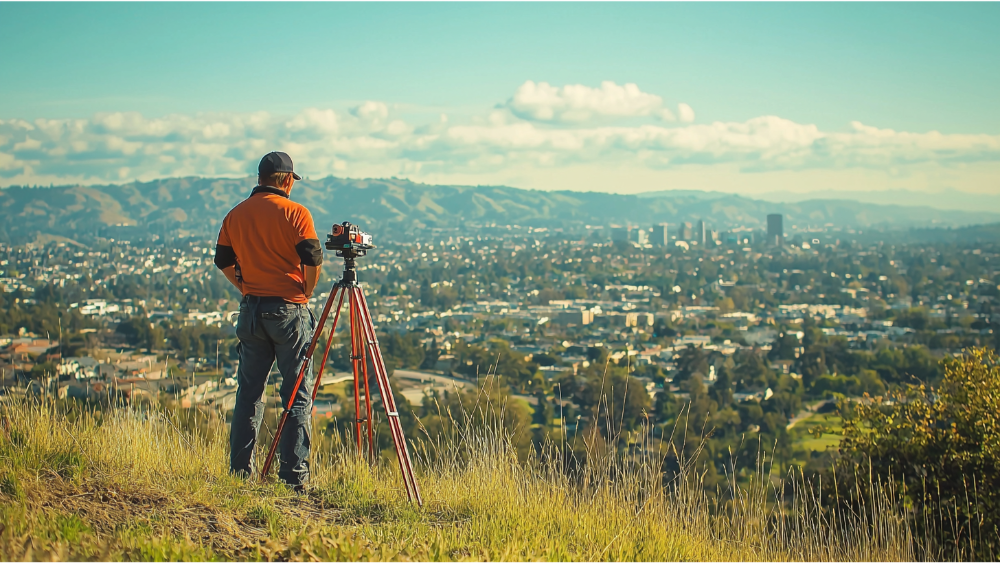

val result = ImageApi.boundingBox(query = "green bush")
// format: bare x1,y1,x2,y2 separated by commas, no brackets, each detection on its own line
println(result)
835,347,1000,558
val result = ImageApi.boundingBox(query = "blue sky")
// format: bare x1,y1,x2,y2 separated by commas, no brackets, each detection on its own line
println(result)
1,2,998,196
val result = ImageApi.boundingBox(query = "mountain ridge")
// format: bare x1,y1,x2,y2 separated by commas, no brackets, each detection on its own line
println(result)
749,188,1000,214
0,176,997,243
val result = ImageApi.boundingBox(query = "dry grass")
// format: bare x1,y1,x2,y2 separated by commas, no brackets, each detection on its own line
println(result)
0,395,922,562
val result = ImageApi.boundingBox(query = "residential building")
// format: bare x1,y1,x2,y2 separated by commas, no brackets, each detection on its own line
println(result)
555,310,594,325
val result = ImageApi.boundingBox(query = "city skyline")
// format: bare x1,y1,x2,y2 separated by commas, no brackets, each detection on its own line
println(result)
1,3,998,199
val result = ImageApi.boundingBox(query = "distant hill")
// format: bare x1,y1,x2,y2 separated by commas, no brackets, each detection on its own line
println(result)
0,176,998,244
902,222,1000,244
752,188,1000,214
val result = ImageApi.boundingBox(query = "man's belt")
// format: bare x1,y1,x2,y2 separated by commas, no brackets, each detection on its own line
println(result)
242,295,288,304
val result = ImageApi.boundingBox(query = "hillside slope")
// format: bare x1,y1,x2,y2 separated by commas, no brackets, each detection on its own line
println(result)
0,400,917,561
1,176,997,243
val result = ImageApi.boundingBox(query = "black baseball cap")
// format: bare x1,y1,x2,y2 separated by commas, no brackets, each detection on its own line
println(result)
258,151,302,180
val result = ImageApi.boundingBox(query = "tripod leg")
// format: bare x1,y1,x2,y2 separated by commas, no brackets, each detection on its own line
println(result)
349,293,362,455
260,283,341,480
358,306,375,462
352,287,423,506
310,288,346,401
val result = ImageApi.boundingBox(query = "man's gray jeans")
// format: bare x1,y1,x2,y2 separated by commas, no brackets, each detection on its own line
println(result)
230,297,315,486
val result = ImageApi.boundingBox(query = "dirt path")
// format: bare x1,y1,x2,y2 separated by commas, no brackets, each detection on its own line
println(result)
785,399,834,430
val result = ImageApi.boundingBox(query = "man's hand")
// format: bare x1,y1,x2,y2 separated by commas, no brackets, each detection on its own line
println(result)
221,265,244,294
304,264,321,298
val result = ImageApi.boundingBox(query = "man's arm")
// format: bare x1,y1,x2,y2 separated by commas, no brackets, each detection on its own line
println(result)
304,264,321,298
214,222,242,294
220,265,244,294
291,205,323,299
293,211,323,298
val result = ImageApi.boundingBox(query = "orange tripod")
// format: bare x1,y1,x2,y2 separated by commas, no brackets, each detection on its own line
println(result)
259,251,422,506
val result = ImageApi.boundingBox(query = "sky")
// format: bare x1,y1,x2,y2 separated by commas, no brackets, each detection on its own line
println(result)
1,2,998,197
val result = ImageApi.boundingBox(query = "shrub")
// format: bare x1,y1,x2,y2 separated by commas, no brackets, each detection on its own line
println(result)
836,347,1000,559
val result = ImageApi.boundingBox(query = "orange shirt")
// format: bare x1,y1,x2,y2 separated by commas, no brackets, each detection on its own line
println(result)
214,186,323,303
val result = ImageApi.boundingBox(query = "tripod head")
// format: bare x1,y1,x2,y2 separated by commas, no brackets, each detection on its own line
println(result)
326,221,375,285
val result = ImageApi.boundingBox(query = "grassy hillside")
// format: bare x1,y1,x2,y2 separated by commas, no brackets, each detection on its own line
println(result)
2,176,998,243
0,397,923,562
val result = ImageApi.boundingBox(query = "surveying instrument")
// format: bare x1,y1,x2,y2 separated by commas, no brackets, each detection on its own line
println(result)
259,221,422,505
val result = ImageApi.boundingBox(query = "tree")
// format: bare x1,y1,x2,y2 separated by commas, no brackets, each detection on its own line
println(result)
380,331,425,370
834,348,1000,556
709,364,734,406
419,339,441,370
768,331,800,361
673,345,708,383
116,316,164,350
451,340,538,391
575,372,651,436
532,391,554,426
734,349,770,391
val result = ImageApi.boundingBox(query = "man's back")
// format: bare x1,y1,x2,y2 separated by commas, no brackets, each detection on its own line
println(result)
219,153,322,490
217,186,321,303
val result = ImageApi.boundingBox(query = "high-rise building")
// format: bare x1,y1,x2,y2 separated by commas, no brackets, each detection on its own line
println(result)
696,220,706,245
611,226,629,242
680,222,693,241
651,223,669,247
767,214,783,245
630,228,648,245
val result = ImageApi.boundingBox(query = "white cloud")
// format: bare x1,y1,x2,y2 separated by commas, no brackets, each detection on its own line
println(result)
507,80,681,123
446,116,824,160
0,152,16,170
677,103,695,123
286,108,338,135
0,96,997,193
13,137,42,151
351,101,389,121
202,122,232,140
385,120,412,136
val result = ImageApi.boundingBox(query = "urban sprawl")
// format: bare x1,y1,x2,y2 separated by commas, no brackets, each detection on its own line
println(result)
2,214,997,473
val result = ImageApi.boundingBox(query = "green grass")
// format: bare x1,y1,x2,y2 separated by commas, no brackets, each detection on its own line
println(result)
790,413,844,454
0,398,920,561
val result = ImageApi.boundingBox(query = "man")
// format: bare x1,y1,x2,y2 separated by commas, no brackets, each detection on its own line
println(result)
214,151,323,490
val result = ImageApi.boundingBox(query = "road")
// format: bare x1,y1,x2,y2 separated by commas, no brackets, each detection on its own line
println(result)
394,369,476,388
318,368,539,407
394,369,539,406
786,399,835,430
393,369,475,405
